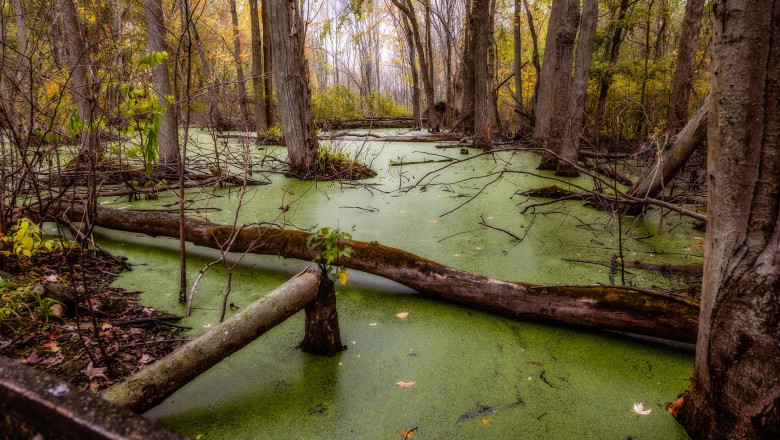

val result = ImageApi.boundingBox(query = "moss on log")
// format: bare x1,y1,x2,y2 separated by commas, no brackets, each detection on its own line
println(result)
51,204,699,344
101,269,321,413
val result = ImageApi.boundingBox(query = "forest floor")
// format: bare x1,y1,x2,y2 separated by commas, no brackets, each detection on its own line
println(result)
0,247,186,392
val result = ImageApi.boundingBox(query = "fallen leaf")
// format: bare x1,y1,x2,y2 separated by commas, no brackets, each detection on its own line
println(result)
397,428,416,438
43,341,60,353
693,236,704,240
482,418,491,425
355,354,361,358
19,352,41,364
429,220,437,223
632,402,652,415
442,195,448,198
693,242,705,248
396,312,409,319
203,323,212,328
339,270,349,285
396,381,416,388
43,273,58,283
82,362,109,381
48,328,60,340
101,322,113,331
40,352,65,367
138,353,155,364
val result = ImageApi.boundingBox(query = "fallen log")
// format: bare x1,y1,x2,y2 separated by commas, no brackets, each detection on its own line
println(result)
101,268,321,413
49,204,700,344
0,356,189,439
318,133,461,142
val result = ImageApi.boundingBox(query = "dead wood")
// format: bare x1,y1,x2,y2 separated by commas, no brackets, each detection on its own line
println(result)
100,268,321,413
50,204,700,344
319,134,461,142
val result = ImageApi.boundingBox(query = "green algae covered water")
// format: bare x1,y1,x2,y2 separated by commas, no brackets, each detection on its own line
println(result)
97,130,699,438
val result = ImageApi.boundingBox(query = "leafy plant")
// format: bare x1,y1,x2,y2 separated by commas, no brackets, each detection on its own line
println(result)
305,227,353,284
1,218,61,258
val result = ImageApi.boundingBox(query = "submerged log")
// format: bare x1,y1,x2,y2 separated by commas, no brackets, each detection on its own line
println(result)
50,204,699,344
101,269,321,413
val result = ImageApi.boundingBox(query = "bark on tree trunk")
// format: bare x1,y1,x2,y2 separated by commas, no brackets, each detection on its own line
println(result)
49,204,700,344
144,0,179,167
628,95,708,201
180,1,222,130
593,0,630,140
472,0,493,150
261,0,274,125
666,0,705,133
267,0,318,175
229,0,250,126
535,0,579,172
101,269,322,413
459,0,475,134
561,0,598,173
675,1,780,437
249,0,269,133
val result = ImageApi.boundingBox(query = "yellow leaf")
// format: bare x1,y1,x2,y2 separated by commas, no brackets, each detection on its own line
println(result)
429,220,437,223
354,354,361,358
339,270,349,285
482,418,491,425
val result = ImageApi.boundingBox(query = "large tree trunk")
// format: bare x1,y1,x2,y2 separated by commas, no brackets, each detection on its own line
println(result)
50,204,700,344
628,95,708,200
458,0,475,134
472,0,493,150
402,15,422,129
61,0,99,160
102,269,322,413
675,0,780,437
248,0,269,133
229,0,250,126
261,0,274,125
144,0,179,167
666,0,705,133
561,0,598,174
267,0,318,175
535,0,579,172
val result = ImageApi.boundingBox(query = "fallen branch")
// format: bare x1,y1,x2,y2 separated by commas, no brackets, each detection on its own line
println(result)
390,158,454,166
50,204,700,344
101,268,321,413
319,134,461,142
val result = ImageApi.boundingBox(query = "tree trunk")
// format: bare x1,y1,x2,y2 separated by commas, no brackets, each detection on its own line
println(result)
561,0,598,173
402,15,422,129
675,0,780,437
513,0,524,128
666,0,704,133
472,0,493,150
61,0,99,160
145,0,179,167
459,0,475,133
299,270,344,355
50,204,700,344
593,0,630,139
229,0,250,126
248,0,269,133
522,0,541,116
101,269,322,413
261,0,274,125
535,0,579,172
179,1,222,130
392,0,439,133
267,0,318,174
628,95,708,200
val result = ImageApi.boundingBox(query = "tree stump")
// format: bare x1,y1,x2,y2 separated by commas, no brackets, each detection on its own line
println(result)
299,271,345,355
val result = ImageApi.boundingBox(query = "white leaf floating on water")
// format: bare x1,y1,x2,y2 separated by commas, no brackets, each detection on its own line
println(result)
396,312,409,319
632,402,652,415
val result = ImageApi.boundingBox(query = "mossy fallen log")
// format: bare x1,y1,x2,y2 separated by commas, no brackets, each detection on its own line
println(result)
101,269,321,413
50,204,699,344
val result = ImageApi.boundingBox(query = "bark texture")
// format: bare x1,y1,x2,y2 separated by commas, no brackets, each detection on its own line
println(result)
101,269,321,413
472,0,494,150
144,0,179,166
300,271,344,355
675,1,780,437
666,0,705,132
261,0,274,125
629,94,708,201
513,0,524,128
402,15,422,129
267,0,318,174
50,204,700,344
229,0,250,126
